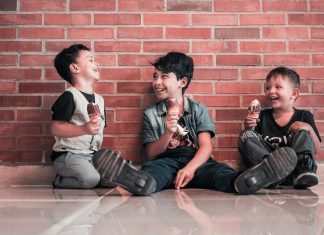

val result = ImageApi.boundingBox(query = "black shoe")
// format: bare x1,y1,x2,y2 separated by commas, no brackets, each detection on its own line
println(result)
235,147,298,195
93,149,156,196
294,154,318,189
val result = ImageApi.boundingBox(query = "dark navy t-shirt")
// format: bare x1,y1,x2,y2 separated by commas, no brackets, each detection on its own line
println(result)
255,108,321,148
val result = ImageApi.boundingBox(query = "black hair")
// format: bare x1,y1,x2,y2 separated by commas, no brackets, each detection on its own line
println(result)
266,66,300,88
54,44,90,84
152,52,194,94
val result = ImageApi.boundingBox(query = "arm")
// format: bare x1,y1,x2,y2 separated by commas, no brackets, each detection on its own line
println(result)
174,132,213,189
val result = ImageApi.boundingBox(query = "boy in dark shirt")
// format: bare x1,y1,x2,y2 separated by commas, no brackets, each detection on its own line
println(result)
51,44,156,195
140,52,297,195
238,67,321,190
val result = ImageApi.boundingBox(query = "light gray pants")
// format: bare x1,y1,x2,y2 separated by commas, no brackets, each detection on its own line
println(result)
53,152,100,189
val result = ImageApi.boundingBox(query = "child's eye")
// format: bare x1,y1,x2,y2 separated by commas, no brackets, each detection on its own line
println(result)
265,86,270,90
153,73,158,80
276,86,282,89
162,74,169,79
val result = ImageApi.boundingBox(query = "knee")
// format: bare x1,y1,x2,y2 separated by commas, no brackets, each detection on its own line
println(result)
79,171,100,189
239,129,261,143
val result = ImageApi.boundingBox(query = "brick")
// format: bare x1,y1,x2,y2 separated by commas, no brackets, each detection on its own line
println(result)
312,28,324,39
45,69,61,80
265,54,310,66
216,82,261,94
0,69,42,80
312,82,324,93
290,42,324,52
45,14,91,25
19,28,64,39
216,123,242,134
70,0,115,11
217,136,239,147
93,82,114,94
116,109,144,122
192,41,238,53
104,95,141,107
19,82,65,94
0,137,15,149
194,95,240,107
217,55,260,66
167,28,211,39
0,123,42,135
313,55,324,65
0,110,15,121
310,0,324,11
0,96,41,107
0,28,16,39
187,82,213,94
95,14,141,25
20,0,66,11
214,0,259,11
241,41,286,53
313,109,324,119
0,14,42,25
118,0,164,12
118,54,157,66
117,82,153,94
16,110,51,121
20,55,54,66
215,28,260,39
241,68,270,80
118,27,163,39
45,41,91,52
167,0,212,11
0,82,16,94
191,55,213,66
195,69,238,80
262,0,307,11
216,109,247,121
288,14,324,25
296,68,324,80
101,137,117,149
192,14,237,25
295,95,324,107
68,28,113,39
18,136,54,149
144,13,189,25
0,0,17,11
95,55,116,66
143,41,189,53
100,68,141,80
118,137,142,148
94,41,141,52
263,27,308,39
105,123,141,134
0,41,41,52
213,150,241,162
0,55,17,66
240,14,285,25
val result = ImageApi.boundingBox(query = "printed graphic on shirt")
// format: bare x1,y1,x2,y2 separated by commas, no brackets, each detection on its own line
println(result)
262,134,291,148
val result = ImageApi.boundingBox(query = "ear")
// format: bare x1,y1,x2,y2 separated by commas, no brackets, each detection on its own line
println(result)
179,77,188,89
69,63,80,74
291,88,300,101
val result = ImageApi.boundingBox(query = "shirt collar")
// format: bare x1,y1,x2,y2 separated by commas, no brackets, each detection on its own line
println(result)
156,97,192,116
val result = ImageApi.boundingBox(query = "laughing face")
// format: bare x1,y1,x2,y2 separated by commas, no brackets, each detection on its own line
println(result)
265,75,299,110
152,69,187,101
73,50,100,82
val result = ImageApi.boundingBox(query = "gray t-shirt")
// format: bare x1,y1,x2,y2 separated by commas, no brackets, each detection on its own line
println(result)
141,97,215,148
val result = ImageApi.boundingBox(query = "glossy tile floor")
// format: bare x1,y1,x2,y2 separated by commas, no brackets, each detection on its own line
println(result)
0,183,324,235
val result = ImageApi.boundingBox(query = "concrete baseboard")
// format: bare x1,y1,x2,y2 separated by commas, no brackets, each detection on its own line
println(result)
1,163,323,186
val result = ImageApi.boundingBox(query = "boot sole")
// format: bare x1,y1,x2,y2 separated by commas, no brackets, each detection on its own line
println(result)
235,147,298,195
93,149,156,196
294,172,318,189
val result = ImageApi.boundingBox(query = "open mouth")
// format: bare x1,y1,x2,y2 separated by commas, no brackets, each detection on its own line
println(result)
155,87,165,93
269,96,279,102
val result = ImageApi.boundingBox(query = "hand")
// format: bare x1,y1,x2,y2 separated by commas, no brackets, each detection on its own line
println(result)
174,167,195,190
165,110,180,134
244,116,259,130
84,114,101,135
289,121,311,134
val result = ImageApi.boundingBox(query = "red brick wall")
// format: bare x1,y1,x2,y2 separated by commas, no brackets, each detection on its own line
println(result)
1,0,324,164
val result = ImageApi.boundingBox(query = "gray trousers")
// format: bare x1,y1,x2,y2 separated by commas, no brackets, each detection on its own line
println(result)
53,152,100,189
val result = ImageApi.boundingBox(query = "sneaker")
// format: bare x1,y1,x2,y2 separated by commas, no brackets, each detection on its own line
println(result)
235,147,298,195
294,154,318,189
93,149,156,196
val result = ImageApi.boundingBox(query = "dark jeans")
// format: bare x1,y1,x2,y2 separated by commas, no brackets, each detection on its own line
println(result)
141,147,237,193
238,130,317,184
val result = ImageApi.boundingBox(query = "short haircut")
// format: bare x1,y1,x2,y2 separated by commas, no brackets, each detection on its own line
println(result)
266,66,300,88
54,44,90,84
152,52,194,94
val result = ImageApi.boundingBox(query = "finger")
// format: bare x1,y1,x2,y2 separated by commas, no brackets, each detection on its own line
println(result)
176,172,185,190
180,177,191,188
